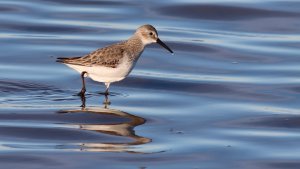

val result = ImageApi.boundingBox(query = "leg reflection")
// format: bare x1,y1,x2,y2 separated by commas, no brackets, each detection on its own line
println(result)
103,93,111,107
79,90,111,109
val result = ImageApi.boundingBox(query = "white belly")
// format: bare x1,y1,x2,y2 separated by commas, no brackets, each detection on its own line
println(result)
65,60,135,83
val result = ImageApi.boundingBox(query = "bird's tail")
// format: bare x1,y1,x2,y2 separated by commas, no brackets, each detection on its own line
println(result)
56,56,81,63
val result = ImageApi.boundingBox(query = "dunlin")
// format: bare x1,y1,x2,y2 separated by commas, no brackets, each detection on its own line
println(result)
57,24,173,98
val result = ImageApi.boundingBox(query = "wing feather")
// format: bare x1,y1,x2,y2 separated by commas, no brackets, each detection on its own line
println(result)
56,42,126,68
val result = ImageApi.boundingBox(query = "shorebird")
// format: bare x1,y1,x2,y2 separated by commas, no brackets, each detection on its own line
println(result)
57,24,173,98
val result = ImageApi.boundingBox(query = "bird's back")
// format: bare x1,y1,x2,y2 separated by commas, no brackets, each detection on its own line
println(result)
57,42,127,68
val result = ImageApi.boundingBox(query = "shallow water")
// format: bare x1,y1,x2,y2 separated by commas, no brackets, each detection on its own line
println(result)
1,0,300,168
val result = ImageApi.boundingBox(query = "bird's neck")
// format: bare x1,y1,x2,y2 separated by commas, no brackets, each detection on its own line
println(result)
126,35,145,62
128,35,145,48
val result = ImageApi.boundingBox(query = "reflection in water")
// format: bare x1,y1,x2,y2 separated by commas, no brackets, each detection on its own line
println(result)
59,95,151,152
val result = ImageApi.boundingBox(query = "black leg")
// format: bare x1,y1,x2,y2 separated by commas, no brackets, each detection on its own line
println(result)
104,82,110,96
105,88,109,96
103,83,111,105
80,94,86,108
78,71,87,96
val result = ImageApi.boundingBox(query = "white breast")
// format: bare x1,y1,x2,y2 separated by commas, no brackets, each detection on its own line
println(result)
65,56,136,83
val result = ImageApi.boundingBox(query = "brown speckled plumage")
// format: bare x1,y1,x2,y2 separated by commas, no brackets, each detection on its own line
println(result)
57,42,127,68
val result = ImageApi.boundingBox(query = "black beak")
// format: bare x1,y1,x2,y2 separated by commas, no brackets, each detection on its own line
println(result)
157,38,173,54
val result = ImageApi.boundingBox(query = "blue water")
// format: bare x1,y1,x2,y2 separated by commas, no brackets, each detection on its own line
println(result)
0,0,300,168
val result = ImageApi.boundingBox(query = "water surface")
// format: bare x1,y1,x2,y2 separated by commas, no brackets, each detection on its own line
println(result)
0,0,300,168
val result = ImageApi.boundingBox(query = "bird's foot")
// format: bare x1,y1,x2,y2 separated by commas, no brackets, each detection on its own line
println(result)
77,88,86,97
103,99,111,105
80,103,86,108
103,93,111,106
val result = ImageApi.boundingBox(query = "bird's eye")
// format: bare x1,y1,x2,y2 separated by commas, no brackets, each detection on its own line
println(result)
149,32,153,36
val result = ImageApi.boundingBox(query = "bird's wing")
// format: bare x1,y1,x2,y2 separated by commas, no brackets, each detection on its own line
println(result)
56,43,126,68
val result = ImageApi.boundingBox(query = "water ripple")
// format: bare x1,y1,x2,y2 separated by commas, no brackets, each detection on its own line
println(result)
158,4,300,21
0,0,300,168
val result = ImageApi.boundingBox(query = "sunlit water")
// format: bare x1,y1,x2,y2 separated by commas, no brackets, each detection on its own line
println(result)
0,0,300,168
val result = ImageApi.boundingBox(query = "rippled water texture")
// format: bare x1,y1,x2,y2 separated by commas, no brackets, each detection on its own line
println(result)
1,0,300,168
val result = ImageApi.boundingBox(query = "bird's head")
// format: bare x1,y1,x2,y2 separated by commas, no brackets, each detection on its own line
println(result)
135,24,173,53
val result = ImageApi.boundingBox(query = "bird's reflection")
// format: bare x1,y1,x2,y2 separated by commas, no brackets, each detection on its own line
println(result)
59,94,151,152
